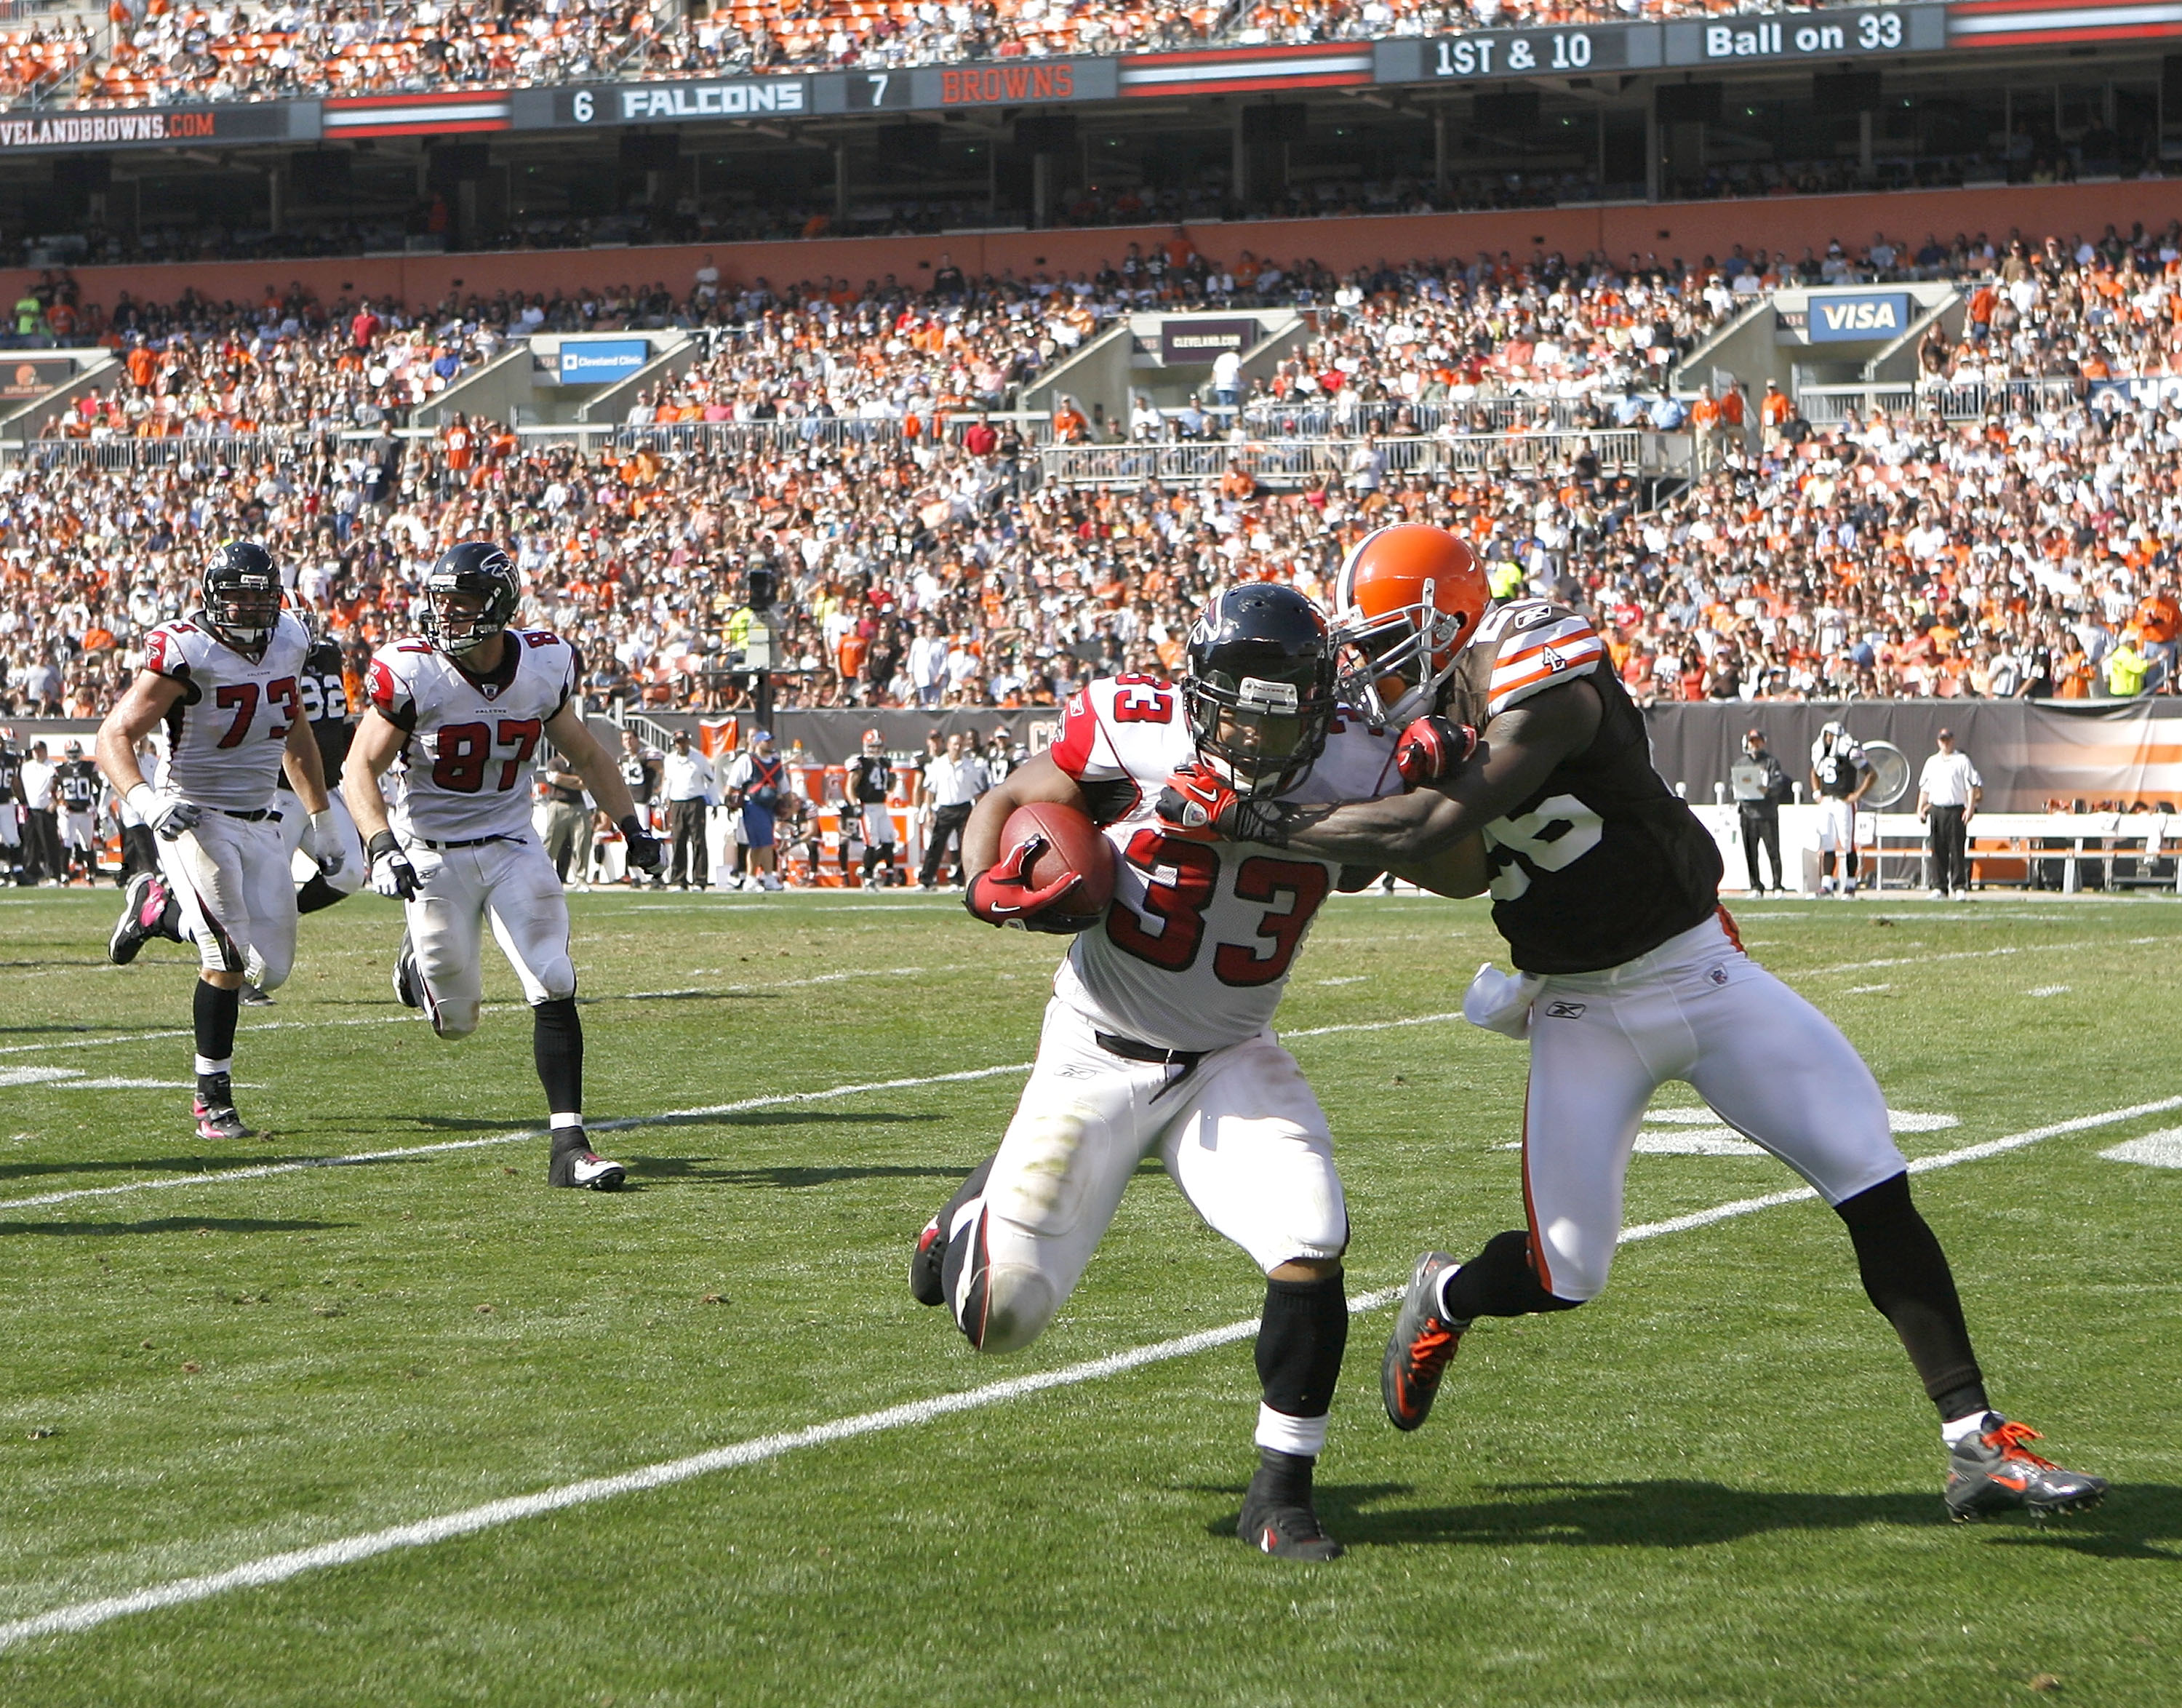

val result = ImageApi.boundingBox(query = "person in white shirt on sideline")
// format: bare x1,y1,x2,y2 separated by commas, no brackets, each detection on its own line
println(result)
1917,727,1983,899
660,727,719,890
722,729,789,892
915,730,988,890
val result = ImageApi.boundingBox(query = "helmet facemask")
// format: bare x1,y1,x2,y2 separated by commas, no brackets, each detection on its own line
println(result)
1186,666,1333,799
206,573,282,657
1333,584,1469,729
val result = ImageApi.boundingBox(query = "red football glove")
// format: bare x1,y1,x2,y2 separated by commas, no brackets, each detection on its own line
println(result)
1154,761,1293,846
1394,716,1479,790
964,832,1088,930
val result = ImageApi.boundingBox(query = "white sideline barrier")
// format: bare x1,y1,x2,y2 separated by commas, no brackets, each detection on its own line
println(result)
1693,805,2181,895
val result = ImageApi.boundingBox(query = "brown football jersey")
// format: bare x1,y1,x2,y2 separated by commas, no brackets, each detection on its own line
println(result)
1442,599,1722,975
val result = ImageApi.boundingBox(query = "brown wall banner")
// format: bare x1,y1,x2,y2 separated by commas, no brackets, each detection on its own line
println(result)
11,701,2178,798
1639,701,2182,814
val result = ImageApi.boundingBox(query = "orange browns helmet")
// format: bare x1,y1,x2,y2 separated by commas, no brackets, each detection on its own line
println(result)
2134,591,2178,645
1331,522,1490,728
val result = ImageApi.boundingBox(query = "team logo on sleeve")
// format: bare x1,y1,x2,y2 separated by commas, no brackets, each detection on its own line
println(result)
368,658,399,711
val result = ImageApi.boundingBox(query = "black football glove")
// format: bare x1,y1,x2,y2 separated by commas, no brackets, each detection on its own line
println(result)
1394,716,1479,790
620,814,663,874
366,830,418,901
1154,761,1295,847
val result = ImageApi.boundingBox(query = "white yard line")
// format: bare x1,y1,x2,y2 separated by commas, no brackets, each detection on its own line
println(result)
1787,941,2093,978
0,967,956,1060
0,1085,2171,1655
0,1013,1466,1213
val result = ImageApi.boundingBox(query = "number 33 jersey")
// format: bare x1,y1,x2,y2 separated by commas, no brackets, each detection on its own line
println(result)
143,610,311,813
1047,674,1402,1054
366,632,578,844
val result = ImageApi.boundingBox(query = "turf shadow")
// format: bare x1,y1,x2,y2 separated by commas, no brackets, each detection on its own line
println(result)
0,1153,332,1184
1196,1480,2182,1559
623,1156,962,1189
0,1216,344,1237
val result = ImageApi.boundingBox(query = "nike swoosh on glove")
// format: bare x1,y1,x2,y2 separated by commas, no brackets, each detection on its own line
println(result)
964,831,1090,931
1154,761,1292,846
366,831,418,900
1394,716,1479,790
620,814,664,874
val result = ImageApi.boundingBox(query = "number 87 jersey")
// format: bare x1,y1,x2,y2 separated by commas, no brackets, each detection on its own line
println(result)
1048,674,1403,1054
366,630,576,844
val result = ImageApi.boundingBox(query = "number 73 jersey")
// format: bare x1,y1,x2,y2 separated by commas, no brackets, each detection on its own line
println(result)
1047,674,1403,1053
367,631,577,844
143,610,311,813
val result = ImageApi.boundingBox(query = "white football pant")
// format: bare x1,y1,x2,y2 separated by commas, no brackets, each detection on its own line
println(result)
1815,797,1858,855
159,811,298,988
953,998,1348,1354
278,788,366,897
63,810,96,853
1518,912,1906,1303
404,835,575,1038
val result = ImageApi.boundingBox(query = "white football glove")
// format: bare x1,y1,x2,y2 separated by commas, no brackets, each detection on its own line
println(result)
305,809,348,879
128,783,201,841
366,831,418,901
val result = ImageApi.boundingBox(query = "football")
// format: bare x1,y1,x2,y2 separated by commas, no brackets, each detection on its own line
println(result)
1002,799,1117,925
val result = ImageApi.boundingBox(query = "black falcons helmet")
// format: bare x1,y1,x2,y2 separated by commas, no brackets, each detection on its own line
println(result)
420,540,519,658
1183,582,1337,799
203,540,284,655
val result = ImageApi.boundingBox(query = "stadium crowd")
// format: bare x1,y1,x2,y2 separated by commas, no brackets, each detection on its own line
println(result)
1,221,2178,737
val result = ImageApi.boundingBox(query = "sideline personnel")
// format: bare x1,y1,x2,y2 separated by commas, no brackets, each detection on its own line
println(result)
1917,726,1981,898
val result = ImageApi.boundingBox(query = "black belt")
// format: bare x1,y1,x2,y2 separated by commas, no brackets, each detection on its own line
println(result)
1095,1031,1207,1070
220,807,278,821
415,832,515,850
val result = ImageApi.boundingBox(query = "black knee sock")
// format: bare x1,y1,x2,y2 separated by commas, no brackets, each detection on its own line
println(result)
193,978,240,1101
532,997,584,1139
1255,1272,1348,1421
1835,1172,1987,1418
1440,1229,1586,1320
295,874,347,914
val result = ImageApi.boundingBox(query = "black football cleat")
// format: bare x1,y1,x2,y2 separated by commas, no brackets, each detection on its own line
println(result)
1237,1454,1344,1562
1946,1416,2108,1522
910,1212,948,1307
1381,1250,1468,1432
239,983,275,1007
548,1133,627,1192
193,1096,256,1142
391,934,423,1010
110,871,171,965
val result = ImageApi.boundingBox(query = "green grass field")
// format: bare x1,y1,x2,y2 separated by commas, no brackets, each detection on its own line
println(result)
0,883,2177,1707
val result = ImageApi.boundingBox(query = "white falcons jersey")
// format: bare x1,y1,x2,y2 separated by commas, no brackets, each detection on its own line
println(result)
1047,673,1402,1053
143,610,311,813
367,631,578,843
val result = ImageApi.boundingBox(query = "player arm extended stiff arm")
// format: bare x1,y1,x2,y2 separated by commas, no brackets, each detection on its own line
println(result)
1268,679,1604,872
960,750,1090,877
94,669,185,797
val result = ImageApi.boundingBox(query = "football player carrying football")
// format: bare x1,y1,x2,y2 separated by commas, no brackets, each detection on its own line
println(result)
911,583,1460,1562
343,542,665,1191
96,543,345,1141
1154,523,2104,1523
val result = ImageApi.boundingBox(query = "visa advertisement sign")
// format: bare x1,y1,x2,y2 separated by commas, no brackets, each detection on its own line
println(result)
558,338,650,386
1806,292,1913,343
